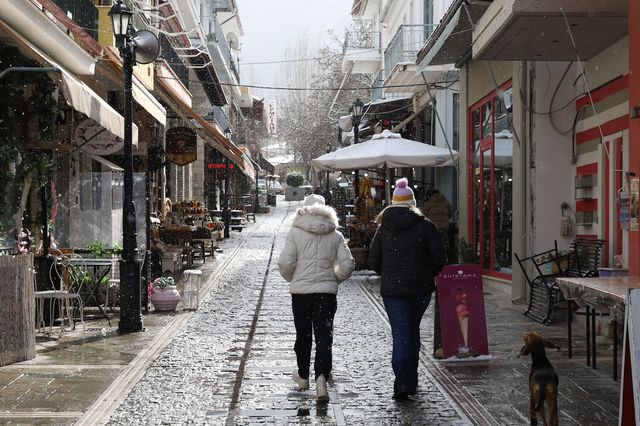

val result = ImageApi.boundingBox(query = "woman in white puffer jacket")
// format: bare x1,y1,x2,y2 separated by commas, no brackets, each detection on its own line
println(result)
278,194,354,402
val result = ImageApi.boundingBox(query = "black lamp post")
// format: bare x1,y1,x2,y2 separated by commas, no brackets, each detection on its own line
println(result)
351,98,364,198
325,142,331,191
109,1,159,333
222,128,232,239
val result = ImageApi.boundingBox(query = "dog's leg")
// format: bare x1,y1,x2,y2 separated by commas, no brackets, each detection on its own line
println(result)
538,404,547,426
547,388,559,426
529,394,538,425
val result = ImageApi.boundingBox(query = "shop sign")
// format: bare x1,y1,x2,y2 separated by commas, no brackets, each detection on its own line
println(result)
207,163,234,169
620,189,630,230
436,265,490,361
74,118,124,155
166,127,197,166
267,100,277,136
631,178,639,231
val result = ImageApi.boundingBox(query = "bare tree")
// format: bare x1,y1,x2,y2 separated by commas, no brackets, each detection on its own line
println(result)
276,35,371,179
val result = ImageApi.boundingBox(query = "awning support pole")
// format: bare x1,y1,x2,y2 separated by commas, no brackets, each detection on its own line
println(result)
0,66,59,80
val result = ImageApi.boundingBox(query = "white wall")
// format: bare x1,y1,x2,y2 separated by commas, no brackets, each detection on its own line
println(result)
530,62,578,253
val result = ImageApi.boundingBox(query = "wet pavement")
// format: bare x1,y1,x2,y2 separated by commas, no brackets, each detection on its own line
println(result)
0,197,622,425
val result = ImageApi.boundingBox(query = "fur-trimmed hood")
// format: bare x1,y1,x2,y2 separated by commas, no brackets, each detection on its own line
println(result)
292,204,339,235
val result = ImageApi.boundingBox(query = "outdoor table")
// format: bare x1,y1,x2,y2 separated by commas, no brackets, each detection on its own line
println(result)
192,238,215,258
555,275,640,380
68,257,113,325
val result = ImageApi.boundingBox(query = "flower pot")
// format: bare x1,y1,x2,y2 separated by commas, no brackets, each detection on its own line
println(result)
150,286,181,311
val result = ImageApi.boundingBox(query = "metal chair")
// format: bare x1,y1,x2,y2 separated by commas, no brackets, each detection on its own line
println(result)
515,245,563,325
34,250,85,334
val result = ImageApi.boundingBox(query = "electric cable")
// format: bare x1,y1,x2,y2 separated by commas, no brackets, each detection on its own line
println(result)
421,72,459,174
557,0,610,162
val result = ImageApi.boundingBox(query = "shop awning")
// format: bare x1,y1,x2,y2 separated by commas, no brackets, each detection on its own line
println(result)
101,47,167,126
472,0,627,61
132,77,167,126
0,0,95,75
85,153,124,172
416,0,491,69
0,21,138,146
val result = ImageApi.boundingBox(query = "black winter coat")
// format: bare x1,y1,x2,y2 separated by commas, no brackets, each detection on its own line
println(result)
368,206,446,296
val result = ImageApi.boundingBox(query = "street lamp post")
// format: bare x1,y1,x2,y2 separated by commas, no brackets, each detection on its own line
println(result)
222,128,232,239
351,98,364,199
325,142,331,191
109,1,159,333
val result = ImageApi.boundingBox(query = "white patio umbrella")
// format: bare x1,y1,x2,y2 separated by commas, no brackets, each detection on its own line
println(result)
311,129,458,201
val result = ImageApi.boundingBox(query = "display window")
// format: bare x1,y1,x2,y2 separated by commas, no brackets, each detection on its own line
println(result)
468,81,513,279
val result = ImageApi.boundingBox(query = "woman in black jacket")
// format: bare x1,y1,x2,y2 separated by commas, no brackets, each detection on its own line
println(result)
368,178,446,400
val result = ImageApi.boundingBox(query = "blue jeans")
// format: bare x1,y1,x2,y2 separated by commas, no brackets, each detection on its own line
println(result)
383,293,431,394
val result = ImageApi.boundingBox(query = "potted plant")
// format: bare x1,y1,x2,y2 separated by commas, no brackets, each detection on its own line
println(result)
456,238,479,264
86,240,109,258
110,244,123,257
148,276,180,312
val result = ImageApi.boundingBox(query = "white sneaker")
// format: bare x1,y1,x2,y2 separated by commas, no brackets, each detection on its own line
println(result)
316,374,329,401
292,369,309,390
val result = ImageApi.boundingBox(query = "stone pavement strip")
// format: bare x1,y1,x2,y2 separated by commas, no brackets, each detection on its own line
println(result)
0,198,623,425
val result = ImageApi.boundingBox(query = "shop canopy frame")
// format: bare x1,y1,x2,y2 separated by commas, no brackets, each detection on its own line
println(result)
311,129,458,201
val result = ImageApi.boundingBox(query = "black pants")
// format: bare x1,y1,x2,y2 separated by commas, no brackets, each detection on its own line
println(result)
291,293,337,381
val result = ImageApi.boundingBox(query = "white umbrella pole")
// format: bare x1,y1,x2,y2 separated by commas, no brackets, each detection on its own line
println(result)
385,165,391,205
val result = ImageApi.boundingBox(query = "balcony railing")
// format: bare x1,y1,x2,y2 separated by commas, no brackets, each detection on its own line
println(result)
371,69,385,102
384,24,435,77
343,31,381,54
208,13,239,82
50,0,99,40
160,34,189,89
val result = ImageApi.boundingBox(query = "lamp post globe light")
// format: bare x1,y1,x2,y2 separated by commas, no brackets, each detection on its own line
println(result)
109,1,160,333
222,128,232,239
325,142,331,191
351,98,364,198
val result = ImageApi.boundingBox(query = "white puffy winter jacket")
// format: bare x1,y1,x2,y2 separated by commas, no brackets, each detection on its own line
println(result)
278,204,355,294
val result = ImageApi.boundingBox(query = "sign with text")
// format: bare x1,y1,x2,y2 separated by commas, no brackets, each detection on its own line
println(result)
631,178,639,231
207,163,235,169
166,127,197,166
436,265,489,360
267,100,277,136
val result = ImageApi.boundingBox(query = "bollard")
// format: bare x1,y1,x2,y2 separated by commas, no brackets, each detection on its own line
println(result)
183,269,202,310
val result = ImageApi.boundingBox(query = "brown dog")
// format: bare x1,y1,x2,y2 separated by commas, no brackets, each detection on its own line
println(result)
518,332,560,426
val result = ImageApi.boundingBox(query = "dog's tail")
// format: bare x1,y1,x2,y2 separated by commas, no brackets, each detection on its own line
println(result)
534,377,556,411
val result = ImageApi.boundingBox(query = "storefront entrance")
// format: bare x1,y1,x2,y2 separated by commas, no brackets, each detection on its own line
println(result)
470,82,513,279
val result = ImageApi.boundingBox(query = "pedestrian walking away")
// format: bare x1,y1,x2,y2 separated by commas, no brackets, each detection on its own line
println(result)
278,194,355,402
368,177,446,400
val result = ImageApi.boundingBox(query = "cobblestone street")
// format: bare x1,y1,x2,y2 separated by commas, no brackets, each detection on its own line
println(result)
104,200,619,425
107,201,467,425
0,200,622,425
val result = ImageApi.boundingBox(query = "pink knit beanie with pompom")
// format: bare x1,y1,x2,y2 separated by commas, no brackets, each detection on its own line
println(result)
392,178,416,206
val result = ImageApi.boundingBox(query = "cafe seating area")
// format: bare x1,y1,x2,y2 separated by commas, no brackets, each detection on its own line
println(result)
515,238,640,381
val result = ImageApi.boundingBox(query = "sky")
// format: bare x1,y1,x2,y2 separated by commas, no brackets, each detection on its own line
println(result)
235,0,353,98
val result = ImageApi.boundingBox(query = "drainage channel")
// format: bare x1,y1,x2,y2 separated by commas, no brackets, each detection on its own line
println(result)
357,279,498,426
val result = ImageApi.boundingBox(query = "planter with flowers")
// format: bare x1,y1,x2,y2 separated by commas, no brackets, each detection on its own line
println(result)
148,276,180,312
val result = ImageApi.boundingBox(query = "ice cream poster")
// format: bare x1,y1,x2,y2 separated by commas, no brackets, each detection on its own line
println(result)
436,265,489,360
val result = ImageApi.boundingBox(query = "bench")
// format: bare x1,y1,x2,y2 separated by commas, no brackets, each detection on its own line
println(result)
515,246,564,325
516,238,605,325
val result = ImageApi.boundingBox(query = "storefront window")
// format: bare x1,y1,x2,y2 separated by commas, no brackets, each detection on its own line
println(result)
469,83,513,278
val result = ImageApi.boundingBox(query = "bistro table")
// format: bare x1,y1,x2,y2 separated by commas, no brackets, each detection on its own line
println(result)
555,275,640,380
68,257,113,325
